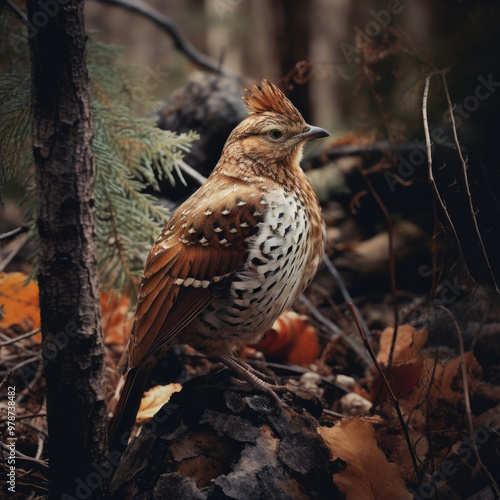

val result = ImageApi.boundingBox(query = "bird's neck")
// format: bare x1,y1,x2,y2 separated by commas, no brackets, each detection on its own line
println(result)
213,142,306,188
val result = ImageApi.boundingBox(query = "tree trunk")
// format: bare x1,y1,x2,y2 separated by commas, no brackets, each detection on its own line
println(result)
26,2,108,498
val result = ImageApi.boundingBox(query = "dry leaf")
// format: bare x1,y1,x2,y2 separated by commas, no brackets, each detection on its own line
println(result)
377,324,427,365
0,273,132,346
428,352,485,404
100,290,133,346
0,272,41,341
370,324,427,401
320,418,411,500
371,357,424,402
251,310,320,366
137,383,182,423
370,402,429,482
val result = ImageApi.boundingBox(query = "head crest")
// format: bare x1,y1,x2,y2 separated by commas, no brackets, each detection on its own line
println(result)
242,80,303,122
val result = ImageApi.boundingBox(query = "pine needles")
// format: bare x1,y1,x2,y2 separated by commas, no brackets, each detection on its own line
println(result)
0,13,199,293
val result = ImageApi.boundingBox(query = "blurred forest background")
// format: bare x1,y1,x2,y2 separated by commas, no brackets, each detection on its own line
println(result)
3,0,500,286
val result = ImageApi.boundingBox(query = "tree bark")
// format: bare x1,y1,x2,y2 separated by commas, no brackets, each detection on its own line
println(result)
26,2,108,498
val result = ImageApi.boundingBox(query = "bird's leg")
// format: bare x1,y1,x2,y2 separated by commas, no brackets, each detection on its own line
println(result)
215,354,289,406
232,357,279,385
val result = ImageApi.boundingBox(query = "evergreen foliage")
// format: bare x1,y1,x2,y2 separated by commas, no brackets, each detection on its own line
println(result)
0,12,198,293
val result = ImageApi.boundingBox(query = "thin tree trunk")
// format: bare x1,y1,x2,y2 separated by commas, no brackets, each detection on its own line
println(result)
26,1,108,498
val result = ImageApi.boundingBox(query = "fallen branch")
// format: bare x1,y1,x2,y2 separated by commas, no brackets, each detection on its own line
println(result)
91,0,241,80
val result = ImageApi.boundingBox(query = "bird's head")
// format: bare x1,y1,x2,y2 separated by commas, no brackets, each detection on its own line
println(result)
222,80,330,174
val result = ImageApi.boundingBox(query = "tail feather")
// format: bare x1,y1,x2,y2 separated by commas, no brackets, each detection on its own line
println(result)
108,366,149,458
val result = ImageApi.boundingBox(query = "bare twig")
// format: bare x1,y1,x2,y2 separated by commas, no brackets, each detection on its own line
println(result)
361,63,395,142
0,330,38,356
298,294,372,367
322,254,372,341
437,306,500,499
9,356,41,373
91,0,241,80
178,159,208,186
0,413,47,422
422,74,473,280
2,0,29,25
322,409,347,419
17,366,42,405
348,302,422,483
0,225,29,242
0,329,40,347
35,434,45,460
0,234,28,273
298,295,344,338
0,440,48,468
440,73,500,296
361,173,399,369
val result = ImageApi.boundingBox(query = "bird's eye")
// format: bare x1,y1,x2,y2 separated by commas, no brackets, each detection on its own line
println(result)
268,129,283,140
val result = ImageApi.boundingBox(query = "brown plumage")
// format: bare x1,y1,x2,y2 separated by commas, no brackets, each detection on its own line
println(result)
109,80,329,456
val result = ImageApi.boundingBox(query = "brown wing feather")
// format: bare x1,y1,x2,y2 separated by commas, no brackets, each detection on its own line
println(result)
125,177,265,370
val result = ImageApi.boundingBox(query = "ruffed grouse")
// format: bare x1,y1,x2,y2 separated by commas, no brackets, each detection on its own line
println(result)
110,79,329,454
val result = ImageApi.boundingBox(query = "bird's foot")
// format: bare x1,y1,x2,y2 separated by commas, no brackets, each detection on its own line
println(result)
216,354,289,406
232,356,279,385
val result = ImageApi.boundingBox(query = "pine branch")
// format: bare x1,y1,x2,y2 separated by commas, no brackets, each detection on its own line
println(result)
0,16,199,292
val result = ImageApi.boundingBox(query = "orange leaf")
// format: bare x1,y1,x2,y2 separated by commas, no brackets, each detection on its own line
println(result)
377,324,427,365
371,358,425,402
0,272,132,346
136,383,182,423
251,310,320,366
320,418,411,500
429,352,482,404
100,291,133,346
0,272,41,341
371,325,427,401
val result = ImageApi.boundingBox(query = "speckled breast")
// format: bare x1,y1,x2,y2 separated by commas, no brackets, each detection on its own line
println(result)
187,186,325,355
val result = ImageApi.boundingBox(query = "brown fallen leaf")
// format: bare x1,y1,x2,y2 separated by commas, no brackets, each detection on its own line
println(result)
370,324,427,401
377,324,427,365
320,418,411,500
136,383,182,423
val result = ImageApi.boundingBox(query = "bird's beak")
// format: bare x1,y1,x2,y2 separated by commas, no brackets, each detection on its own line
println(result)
297,125,330,142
